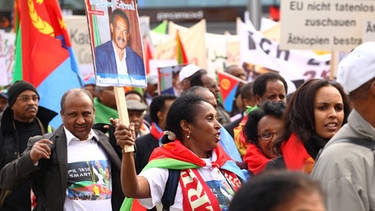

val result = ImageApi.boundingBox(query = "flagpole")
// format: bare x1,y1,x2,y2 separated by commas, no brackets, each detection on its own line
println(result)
248,0,261,30
114,86,134,152
330,51,339,81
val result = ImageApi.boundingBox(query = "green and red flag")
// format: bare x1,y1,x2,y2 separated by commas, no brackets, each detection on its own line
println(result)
14,0,83,127
175,30,188,64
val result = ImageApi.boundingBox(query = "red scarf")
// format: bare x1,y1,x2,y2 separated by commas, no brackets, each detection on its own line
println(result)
150,140,237,169
244,143,271,175
150,141,242,210
281,133,315,173
150,122,164,141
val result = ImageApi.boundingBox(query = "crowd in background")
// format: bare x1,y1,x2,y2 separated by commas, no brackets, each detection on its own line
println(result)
0,41,374,211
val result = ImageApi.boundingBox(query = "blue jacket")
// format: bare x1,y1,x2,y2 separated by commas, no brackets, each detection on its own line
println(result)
95,41,145,76
161,86,177,96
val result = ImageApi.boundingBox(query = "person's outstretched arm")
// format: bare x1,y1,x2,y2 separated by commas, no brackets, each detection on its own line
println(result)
111,118,151,198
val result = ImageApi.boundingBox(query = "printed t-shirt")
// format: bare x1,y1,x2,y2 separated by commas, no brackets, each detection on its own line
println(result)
63,128,112,211
138,152,235,210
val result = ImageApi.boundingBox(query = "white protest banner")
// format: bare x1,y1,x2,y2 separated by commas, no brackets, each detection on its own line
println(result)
149,59,177,76
280,0,375,51
239,19,331,81
153,37,176,62
65,16,94,80
227,38,240,67
169,20,207,69
0,30,15,86
363,19,375,42
205,32,228,76
150,31,171,46
0,58,7,86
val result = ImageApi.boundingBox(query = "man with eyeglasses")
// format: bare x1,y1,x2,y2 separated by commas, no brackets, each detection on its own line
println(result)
94,8,145,77
0,80,57,210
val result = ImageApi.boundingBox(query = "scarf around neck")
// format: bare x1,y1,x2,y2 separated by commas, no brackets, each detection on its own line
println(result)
303,134,328,160
121,140,244,211
244,143,271,175
281,133,315,173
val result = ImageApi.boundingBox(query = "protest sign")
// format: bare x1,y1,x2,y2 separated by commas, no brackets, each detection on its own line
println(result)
85,0,146,87
280,0,375,51
65,16,94,80
239,18,331,82
0,30,15,86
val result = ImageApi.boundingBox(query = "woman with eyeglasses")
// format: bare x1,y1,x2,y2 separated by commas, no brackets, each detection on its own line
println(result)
266,79,351,173
243,101,286,175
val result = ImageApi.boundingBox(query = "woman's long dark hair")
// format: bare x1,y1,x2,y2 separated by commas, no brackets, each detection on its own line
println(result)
274,79,351,153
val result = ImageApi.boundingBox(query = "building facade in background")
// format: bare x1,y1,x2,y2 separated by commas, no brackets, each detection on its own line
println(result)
0,0,280,33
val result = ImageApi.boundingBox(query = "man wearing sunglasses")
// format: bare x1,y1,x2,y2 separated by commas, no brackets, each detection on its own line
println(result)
0,80,57,210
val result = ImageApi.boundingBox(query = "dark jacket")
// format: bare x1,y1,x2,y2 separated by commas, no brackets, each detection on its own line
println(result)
0,106,56,210
0,106,57,169
161,87,176,96
0,125,124,211
135,133,159,174
265,156,286,171
95,41,145,76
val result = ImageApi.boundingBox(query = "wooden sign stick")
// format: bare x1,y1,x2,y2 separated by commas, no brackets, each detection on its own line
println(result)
114,86,134,152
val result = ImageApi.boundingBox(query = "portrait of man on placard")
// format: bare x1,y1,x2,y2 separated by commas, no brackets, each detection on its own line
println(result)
86,0,146,87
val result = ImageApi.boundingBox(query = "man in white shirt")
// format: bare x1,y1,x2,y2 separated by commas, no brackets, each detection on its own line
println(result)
0,88,128,210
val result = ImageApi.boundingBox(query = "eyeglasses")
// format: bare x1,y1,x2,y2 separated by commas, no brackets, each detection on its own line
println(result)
258,131,279,141
17,95,40,103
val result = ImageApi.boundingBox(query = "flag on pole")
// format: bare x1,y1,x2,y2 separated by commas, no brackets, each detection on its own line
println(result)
217,71,244,112
14,0,83,127
175,30,188,64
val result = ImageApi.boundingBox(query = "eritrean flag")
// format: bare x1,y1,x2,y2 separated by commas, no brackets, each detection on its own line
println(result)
14,0,83,127
217,71,242,112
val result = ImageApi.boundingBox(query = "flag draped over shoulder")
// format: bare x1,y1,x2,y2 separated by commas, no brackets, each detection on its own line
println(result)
14,0,83,128
217,71,241,112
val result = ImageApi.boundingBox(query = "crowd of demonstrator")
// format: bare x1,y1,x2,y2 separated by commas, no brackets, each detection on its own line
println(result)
0,42,374,211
